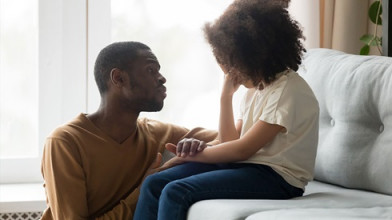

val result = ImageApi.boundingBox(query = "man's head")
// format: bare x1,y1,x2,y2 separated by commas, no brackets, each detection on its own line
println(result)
94,41,167,112
94,41,150,95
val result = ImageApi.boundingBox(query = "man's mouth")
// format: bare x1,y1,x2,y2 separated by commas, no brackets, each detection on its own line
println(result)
158,85,167,97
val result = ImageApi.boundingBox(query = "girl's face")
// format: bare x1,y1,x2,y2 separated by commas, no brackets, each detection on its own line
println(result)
242,79,254,88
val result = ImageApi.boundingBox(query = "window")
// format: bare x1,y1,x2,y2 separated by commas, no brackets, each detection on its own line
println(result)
0,0,38,159
1,0,87,183
0,0,40,183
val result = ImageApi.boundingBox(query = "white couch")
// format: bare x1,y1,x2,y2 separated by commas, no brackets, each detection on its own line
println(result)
186,48,392,220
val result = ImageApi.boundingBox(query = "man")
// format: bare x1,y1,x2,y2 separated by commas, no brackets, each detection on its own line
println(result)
40,41,217,219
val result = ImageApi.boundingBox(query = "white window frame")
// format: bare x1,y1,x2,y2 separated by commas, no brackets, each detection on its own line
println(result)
87,0,111,113
0,0,88,184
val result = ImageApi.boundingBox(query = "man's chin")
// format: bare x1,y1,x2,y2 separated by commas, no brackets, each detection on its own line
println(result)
144,102,164,112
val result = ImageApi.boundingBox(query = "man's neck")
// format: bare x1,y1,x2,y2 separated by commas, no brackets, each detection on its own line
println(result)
87,107,139,144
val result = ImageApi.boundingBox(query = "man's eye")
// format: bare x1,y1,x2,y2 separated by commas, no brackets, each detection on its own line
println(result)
147,67,155,73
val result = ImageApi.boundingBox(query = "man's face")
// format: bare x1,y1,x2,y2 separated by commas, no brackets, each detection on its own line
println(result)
123,49,167,112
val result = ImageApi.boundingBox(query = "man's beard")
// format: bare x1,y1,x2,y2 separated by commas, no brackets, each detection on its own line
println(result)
142,99,164,112
131,97,164,112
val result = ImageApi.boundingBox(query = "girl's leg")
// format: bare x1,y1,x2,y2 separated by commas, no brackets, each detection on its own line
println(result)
158,164,303,220
133,162,225,220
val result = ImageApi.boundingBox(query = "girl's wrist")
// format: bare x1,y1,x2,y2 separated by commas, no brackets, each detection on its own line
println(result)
220,92,234,101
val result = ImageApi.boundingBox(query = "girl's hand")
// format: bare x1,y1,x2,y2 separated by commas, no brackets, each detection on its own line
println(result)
166,139,208,158
222,74,241,97
157,156,185,172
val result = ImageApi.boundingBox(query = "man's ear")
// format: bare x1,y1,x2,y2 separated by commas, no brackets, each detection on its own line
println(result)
110,68,125,88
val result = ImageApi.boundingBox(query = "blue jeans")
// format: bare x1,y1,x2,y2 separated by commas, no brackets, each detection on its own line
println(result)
133,162,303,220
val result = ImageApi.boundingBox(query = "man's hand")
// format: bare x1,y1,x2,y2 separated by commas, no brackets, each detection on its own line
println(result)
156,140,209,172
168,138,208,158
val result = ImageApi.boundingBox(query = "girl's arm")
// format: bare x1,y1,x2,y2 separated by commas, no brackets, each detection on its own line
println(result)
219,74,241,143
166,120,284,165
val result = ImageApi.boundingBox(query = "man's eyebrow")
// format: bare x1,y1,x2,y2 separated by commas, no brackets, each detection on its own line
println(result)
145,58,160,68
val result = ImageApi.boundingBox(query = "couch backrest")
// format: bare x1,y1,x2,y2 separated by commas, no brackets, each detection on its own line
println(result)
298,48,392,195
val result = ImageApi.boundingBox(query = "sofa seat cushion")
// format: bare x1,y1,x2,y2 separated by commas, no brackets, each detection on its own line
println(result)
245,207,392,220
187,181,392,220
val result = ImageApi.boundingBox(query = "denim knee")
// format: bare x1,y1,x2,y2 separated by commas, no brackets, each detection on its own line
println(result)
161,179,193,203
158,180,193,220
140,173,168,196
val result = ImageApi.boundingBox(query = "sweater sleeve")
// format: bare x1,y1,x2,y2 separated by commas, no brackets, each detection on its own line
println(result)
141,118,218,152
94,188,139,220
41,137,90,220
42,137,139,220
165,123,218,146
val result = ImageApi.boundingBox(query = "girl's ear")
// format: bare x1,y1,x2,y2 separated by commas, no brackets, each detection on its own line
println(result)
110,68,125,88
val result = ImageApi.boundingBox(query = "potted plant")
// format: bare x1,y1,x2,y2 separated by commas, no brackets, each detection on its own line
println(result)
360,0,383,55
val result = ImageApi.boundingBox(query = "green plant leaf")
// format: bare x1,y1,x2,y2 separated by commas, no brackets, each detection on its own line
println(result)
369,1,382,25
360,34,381,46
360,45,370,55
360,34,373,44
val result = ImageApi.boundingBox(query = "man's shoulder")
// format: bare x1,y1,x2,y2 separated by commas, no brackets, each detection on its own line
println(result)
47,114,88,141
137,117,171,132
137,117,188,136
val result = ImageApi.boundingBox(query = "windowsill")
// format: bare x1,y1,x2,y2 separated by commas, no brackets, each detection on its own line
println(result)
0,183,46,213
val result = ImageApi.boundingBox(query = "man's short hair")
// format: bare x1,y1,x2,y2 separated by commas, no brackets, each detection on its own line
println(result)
94,41,150,95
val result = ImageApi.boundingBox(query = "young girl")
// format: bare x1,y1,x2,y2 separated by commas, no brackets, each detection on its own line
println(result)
134,1,319,219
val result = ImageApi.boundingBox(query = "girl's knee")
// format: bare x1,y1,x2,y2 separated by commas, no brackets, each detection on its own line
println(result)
161,180,194,201
159,180,196,216
162,180,183,195
141,173,167,192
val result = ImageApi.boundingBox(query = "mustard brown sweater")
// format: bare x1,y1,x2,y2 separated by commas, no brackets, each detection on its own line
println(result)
41,114,217,220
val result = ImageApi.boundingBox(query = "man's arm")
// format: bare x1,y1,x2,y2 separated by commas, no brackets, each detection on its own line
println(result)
42,138,144,220
41,138,90,220
95,153,162,219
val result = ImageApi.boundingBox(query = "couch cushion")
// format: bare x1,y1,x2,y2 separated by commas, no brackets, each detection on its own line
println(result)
186,181,392,220
298,49,392,195
245,207,392,220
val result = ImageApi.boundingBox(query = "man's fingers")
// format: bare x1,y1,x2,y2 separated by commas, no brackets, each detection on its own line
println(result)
165,143,177,154
167,138,206,159
189,140,199,156
197,141,207,151
176,140,184,156
181,141,191,157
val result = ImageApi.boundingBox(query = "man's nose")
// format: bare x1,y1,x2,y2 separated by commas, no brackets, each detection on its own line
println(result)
158,73,166,84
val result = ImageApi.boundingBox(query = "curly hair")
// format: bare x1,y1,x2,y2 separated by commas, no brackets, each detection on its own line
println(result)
203,0,305,87
94,41,150,95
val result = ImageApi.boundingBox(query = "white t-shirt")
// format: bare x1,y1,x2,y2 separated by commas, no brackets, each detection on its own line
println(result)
238,69,319,189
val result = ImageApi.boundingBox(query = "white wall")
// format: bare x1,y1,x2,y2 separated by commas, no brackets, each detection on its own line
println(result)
289,0,321,49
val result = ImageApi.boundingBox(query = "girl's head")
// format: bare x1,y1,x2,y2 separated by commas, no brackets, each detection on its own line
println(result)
203,0,305,88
